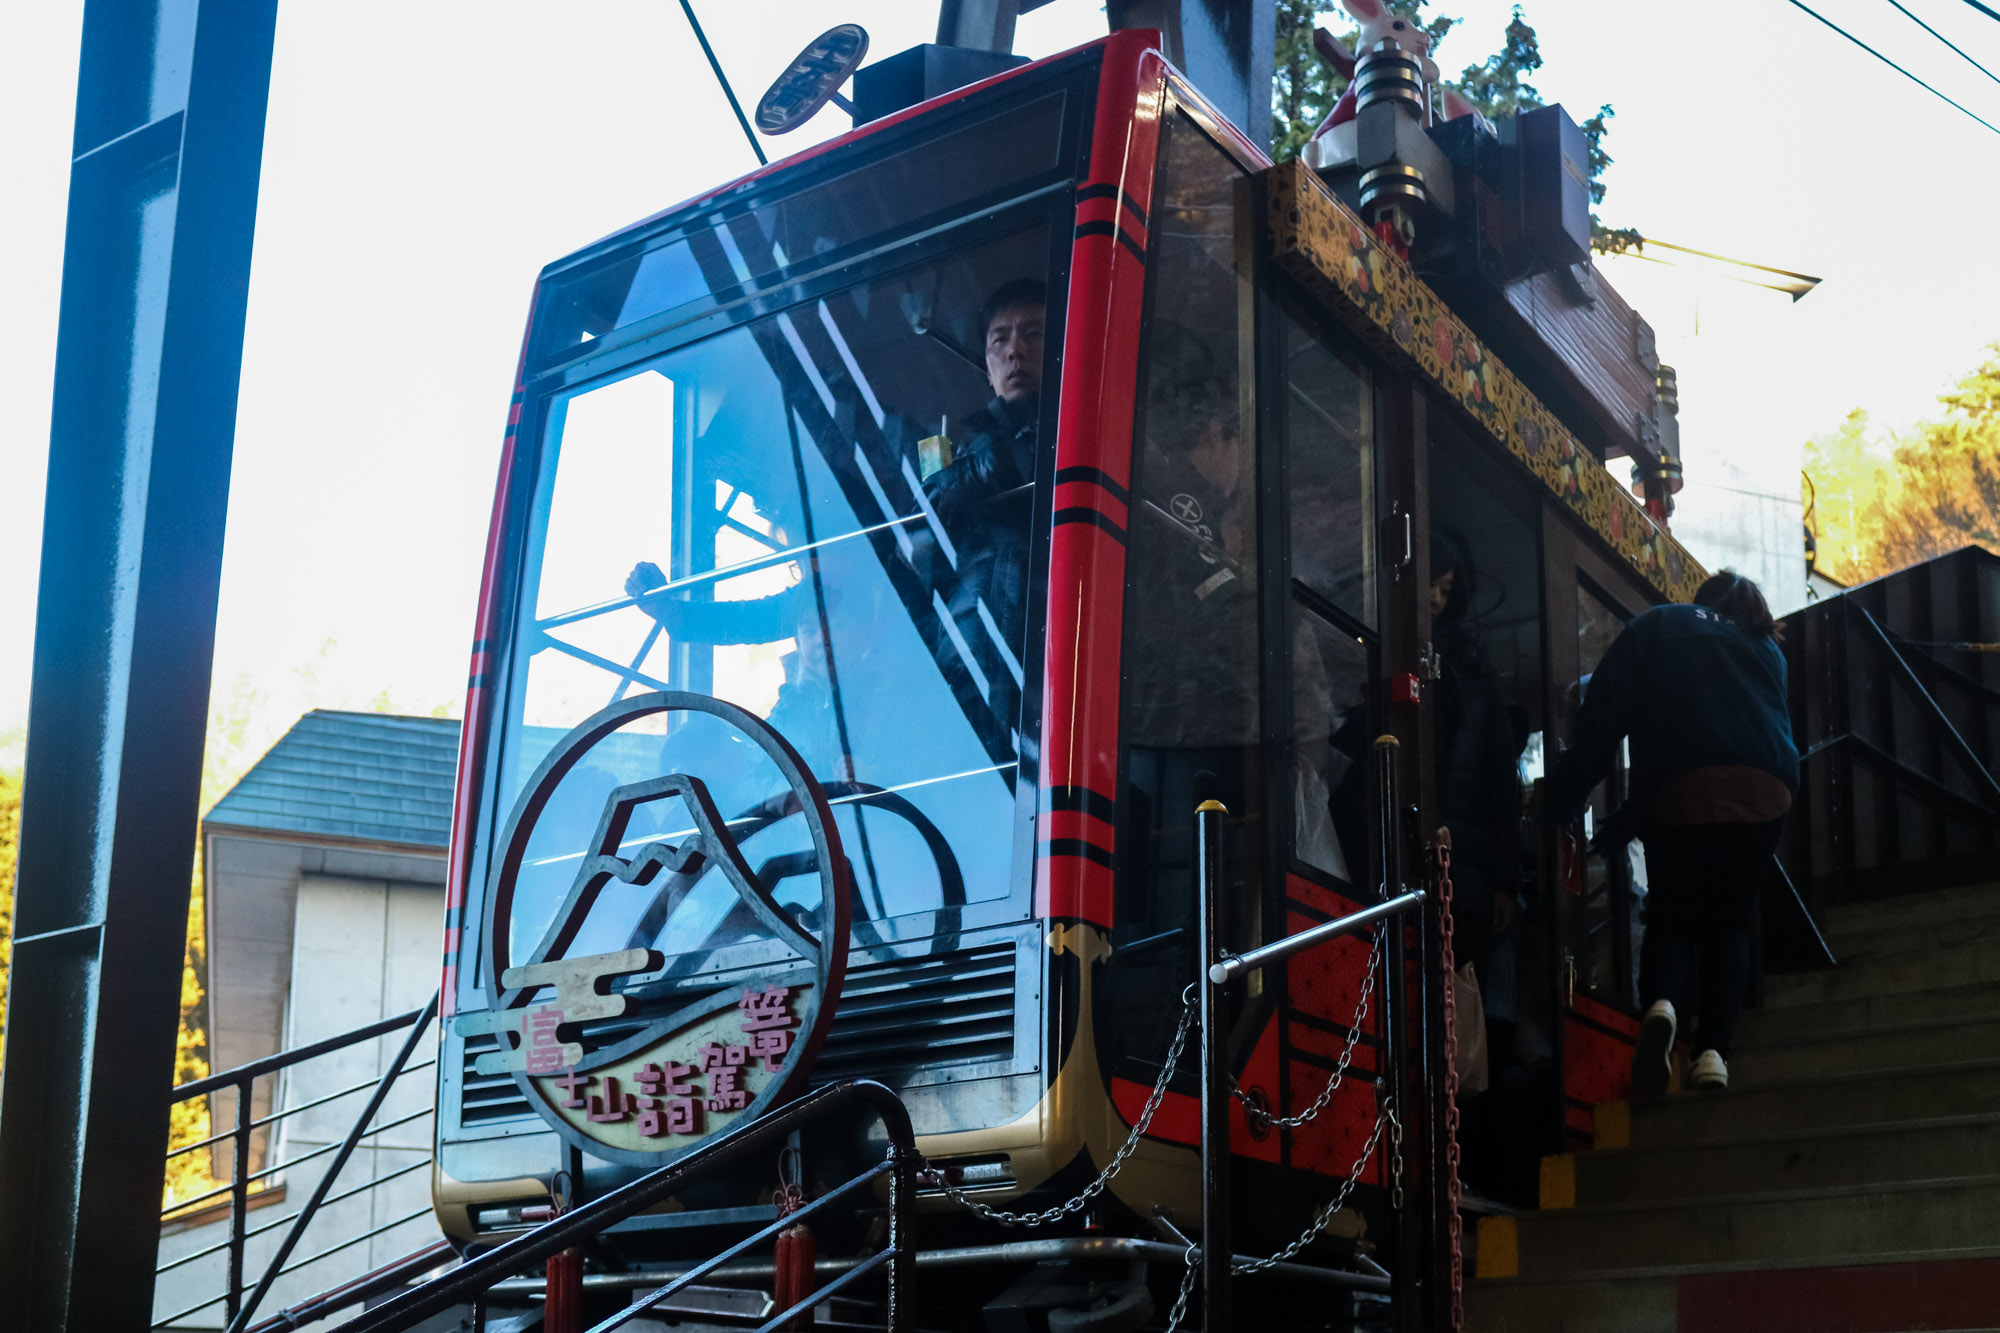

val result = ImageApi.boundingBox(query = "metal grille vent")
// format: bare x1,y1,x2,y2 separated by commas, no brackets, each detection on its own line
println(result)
455,940,1018,1126
459,1033,534,1125
813,942,1018,1081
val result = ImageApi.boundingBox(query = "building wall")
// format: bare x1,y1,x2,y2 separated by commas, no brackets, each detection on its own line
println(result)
154,874,444,1328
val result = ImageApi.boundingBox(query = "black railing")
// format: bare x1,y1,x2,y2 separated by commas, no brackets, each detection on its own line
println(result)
1195,736,1428,1332
335,1078,918,1333
1783,549,2000,923
155,995,442,1330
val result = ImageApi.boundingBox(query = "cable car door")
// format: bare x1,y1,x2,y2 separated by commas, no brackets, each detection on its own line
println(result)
1541,522,1656,1147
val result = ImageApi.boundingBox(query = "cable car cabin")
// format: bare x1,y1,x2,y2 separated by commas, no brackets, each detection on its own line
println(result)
432,27,1706,1316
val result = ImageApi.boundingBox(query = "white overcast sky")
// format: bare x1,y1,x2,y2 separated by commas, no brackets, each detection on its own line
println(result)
3,0,1998,758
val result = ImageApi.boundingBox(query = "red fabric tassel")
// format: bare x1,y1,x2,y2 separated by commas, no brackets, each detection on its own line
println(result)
545,1246,582,1333
773,1223,816,1331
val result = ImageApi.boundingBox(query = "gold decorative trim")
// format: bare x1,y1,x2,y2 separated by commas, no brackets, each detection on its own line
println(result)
1267,160,1706,603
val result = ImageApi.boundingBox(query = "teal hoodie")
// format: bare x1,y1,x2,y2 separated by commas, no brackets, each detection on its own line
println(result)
1548,603,1799,822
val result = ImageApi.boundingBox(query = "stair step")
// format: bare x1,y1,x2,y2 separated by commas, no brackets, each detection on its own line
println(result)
1824,910,2000,962
1468,1251,2000,1333
1739,979,2000,1043
1823,883,2000,937
1554,1114,2000,1206
1484,1175,2000,1278
1762,936,2000,1008
1622,1058,2000,1149
1732,1015,2000,1086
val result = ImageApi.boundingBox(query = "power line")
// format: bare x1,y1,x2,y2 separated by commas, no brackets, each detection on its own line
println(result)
1887,0,2000,86
676,0,768,167
1785,0,2000,136
1957,0,2000,25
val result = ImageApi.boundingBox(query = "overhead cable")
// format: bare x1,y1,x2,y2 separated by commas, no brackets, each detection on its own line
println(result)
1785,0,2000,135
1886,0,2000,85
676,0,768,166
1956,0,2000,24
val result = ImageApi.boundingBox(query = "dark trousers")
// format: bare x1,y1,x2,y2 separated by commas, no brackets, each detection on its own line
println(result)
1639,818,1785,1059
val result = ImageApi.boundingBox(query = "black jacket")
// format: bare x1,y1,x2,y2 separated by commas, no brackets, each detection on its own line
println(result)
1548,603,1798,822
922,394,1040,656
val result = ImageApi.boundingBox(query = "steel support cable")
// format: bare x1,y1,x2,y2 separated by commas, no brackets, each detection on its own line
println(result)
1886,0,2000,84
675,0,767,165
1785,0,2000,135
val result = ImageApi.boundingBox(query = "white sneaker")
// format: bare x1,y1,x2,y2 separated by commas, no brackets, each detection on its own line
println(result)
1690,1049,1729,1092
1632,1000,1676,1098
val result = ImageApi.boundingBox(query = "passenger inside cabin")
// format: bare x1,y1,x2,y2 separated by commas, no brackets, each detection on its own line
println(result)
920,278,1046,659
915,279,1048,735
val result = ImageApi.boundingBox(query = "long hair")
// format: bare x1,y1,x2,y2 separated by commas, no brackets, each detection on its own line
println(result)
1694,569,1781,641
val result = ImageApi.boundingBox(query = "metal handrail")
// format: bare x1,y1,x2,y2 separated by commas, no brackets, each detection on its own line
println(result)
1208,891,1425,986
165,1059,438,1161
332,1077,918,1333
160,1103,435,1219
172,1005,430,1099
155,995,440,1330
225,994,440,1332
243,1240,456,1333
1854,605,2000,808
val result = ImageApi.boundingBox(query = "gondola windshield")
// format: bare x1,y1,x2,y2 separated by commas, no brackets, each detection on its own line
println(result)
487,223,1058,989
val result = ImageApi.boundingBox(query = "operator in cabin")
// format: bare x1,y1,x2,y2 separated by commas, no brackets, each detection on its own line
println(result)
917,278,1047,722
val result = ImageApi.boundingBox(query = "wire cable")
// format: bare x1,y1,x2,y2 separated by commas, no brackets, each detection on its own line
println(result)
676,0,768,166
1785,0,2000,135
1887,0,2000,85
1957,0,2000,24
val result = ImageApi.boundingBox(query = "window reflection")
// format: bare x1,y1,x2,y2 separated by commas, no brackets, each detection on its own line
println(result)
1113,111,1262,1078
495,227,1056,979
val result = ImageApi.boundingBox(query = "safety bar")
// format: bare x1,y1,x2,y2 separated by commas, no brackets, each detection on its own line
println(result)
243,1240,456,1333
1208,891,1427,987
332,1078,918,1333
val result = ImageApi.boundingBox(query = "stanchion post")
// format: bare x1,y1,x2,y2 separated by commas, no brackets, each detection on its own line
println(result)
1372,737,1421,1329
1196,798,1231,1333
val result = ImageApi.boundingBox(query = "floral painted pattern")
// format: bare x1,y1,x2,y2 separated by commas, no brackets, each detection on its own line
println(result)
1267,161,1705,604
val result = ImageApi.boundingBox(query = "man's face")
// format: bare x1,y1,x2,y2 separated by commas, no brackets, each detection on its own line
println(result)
984,301,1045,403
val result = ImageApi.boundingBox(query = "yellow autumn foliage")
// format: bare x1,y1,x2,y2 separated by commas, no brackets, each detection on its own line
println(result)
1807,345,2000,585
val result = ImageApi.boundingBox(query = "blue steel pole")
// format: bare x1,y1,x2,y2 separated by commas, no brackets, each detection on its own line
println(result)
0,3,276,1328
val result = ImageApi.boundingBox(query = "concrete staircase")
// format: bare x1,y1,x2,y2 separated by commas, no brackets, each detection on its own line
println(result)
1465,882,2000,1332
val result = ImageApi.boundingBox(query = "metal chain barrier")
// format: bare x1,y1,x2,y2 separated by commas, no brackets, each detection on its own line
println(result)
1232,926,1385,1130
930,926,1403,1331
1435,831,1465,1333
935,983,1199,1225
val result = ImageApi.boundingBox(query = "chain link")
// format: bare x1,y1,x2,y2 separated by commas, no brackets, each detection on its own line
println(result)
936,983,1199,1226
1436,833,1465,1333
1388,1097,1405,1213
1231,1103,1389,1275
929,914,1408,1323
1231,926,1384,1130
1163,1239,1200,1333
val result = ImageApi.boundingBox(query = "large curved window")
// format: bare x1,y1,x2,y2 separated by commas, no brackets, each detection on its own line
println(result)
488,225,1058,980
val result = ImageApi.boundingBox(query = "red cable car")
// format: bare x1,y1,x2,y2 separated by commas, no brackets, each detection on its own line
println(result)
432,26,1703,1326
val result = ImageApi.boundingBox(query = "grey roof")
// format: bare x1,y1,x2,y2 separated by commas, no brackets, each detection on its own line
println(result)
205,710,461,850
